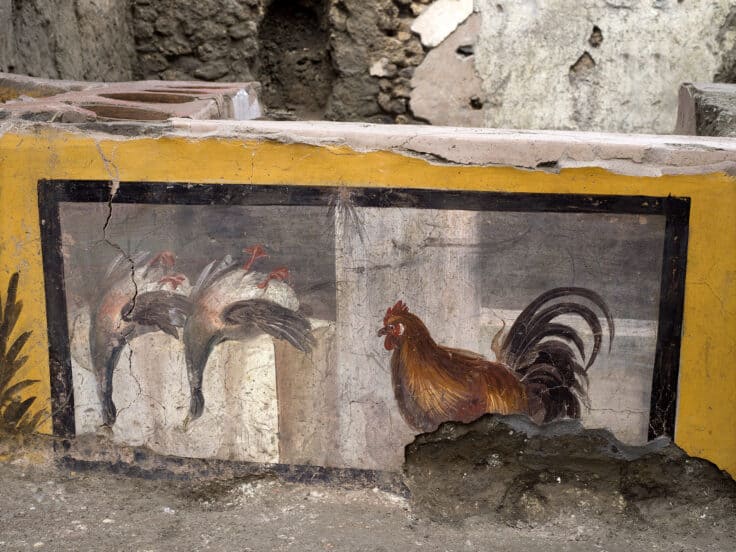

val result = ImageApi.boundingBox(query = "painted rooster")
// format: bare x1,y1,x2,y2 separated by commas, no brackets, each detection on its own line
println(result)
90,251,191,427
378,288,614,432
182,245,315,423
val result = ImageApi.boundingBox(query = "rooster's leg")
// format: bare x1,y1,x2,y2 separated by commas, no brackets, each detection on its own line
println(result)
257,267,290,290
242,244,268,272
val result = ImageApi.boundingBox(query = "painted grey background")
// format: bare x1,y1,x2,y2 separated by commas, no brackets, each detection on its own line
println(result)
60,203,337,321
58,199,667,471
476,212,664,319
336,208,666,469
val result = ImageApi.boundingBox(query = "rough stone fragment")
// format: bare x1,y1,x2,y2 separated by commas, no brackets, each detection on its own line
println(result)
369,57,398,78
675,82,736,137
405,414,736,524
228,21,256,40
196,38,231,62
391,83,411,99
194,60,230,80
159,35,193,57
410,3,426,17
411,0,473,48
475,0,736,133
410,14,483,127
0,0,137,81
139,53,168,73
0,0,13,71
154,15,178,36
378,91,407,114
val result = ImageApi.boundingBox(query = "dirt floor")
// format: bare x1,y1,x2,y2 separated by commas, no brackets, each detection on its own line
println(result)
0,459,734,552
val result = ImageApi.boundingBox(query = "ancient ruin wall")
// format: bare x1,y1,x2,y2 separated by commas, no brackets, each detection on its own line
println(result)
131,0,433,122
2,1,736,131
0,0,136,81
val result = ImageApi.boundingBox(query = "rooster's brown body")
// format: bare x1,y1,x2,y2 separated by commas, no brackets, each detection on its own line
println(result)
379,288,614,432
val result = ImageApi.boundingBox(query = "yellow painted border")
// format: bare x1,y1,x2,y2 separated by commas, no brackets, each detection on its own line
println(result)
1,128,734,475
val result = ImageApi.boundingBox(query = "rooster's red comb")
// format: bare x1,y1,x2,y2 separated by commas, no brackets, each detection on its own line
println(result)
384,300,409,325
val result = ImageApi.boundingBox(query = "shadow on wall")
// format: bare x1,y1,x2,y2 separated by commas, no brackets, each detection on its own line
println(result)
255,0,336,120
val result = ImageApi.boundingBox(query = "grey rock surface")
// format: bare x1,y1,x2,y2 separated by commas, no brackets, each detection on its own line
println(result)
474,0,736,133
676,82,736,137
405,414,736,526
0,430,733,551
0,0,135,81
411,13,483,126
130,0,431,123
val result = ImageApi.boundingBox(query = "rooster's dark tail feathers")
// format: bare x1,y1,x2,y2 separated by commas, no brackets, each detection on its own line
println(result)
496,287,615,423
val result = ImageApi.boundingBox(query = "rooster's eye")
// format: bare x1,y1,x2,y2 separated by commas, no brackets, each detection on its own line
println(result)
387,324,394,330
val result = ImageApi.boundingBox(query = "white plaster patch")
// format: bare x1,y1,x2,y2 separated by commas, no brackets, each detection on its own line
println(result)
411,0,474,48
474,0,736,133
411,14,483,127
70,309,332,464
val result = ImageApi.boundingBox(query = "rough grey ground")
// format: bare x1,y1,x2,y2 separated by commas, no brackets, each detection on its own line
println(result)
0,456,734,552
0,461,728,552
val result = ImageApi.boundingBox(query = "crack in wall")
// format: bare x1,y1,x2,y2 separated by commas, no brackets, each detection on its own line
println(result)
95,140,139,324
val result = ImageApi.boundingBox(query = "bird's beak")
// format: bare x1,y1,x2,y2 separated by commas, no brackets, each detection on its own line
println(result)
377,327,387,337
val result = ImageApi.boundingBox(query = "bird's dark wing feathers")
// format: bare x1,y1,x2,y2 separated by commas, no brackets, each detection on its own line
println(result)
191,255,239,299
499,286,614,423
103,251,150,287
222,299,315,353
122,291,192,339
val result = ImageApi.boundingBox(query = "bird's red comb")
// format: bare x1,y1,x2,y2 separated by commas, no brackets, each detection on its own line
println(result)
384,300,409,325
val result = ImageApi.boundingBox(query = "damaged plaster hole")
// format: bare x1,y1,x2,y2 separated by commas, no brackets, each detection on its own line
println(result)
456,44,474,58
255,0,336,120
569,51,596,76
469,96,483,110
589,25,603,48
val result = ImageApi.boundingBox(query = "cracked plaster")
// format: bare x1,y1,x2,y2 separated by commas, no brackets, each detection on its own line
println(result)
1,120,735,476
1,119,731,177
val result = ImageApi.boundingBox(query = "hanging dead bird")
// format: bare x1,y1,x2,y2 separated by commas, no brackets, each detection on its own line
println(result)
90,251,191,427
182,245,315,424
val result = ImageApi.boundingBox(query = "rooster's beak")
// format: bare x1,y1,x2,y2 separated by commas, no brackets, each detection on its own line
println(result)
377,327,387,337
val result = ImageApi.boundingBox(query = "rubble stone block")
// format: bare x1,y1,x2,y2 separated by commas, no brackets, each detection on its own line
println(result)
411,0,473,48
675,82,736,137
410,14,483,127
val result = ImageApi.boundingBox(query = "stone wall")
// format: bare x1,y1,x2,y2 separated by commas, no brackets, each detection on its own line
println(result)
473,0,736,134
132,0,431,122
0,0,136,81
2,0,736,131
